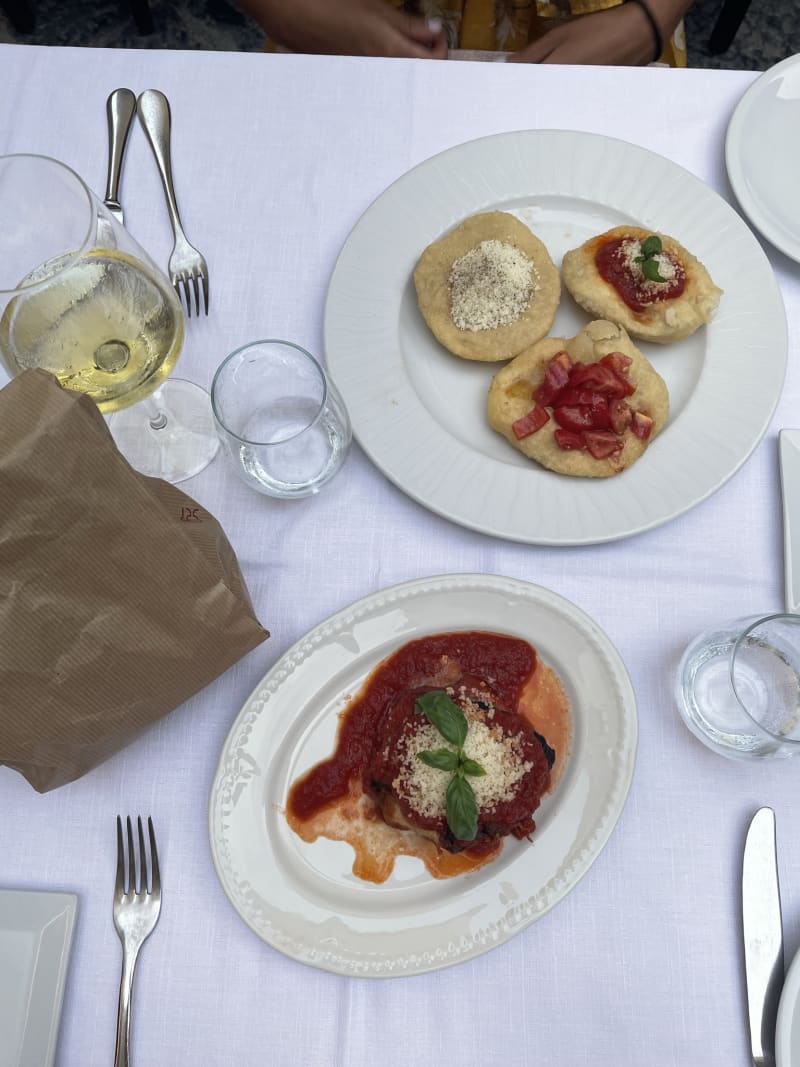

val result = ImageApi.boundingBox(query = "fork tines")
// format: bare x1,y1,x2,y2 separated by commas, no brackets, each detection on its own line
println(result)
173,266,209,319
115,815,160,897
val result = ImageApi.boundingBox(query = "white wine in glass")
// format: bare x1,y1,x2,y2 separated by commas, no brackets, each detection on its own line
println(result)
0,154,218,481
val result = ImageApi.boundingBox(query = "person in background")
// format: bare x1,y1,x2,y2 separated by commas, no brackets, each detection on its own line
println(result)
235,0,693,66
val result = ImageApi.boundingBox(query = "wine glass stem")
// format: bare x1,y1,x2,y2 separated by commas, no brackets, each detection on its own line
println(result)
144,387,169,431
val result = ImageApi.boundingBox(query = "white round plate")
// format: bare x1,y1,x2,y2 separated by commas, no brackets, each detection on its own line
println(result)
324,129,786,545
777,946,800,1067
209,573,637,977
727,55,800,263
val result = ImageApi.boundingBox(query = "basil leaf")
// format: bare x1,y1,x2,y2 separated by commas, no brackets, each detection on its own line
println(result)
460,756,486,777
446,775,479,841
640,235,662,257
418,748,460,772
415,691,468,747
641,257,666,283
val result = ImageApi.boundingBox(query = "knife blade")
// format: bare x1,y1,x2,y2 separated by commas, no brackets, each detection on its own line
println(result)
779,430,800,614
103,88,136,225
743,807,784,1067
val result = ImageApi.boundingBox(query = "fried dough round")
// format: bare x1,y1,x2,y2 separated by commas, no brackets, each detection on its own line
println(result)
561,226,722,344
414,211,560,362
487,320,669,478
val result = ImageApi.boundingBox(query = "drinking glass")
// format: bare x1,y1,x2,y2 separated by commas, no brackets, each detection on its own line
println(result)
211,340,352,498
675,613,800,759
0,153,218,482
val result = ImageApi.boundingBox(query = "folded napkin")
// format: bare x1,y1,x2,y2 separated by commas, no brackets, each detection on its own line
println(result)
0,370,269,791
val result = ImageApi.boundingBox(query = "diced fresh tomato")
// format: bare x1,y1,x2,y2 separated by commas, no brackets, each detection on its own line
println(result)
601,352,633,379
553,405,594,431
533,382,554,406
567,362,632,398
534,350,573,406
588,393,611,430
554,395,610,432
541,354,648,458
512,403,550,440
554,429,585,451
550,350,573,377
551,387,597,407
608,398,632,435
583,431,624,459
631,411,654,441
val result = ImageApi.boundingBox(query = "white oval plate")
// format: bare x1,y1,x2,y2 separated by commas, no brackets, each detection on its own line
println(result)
324,129,786,545
727,55,800,263
209,573,637,977
777,945,800,1067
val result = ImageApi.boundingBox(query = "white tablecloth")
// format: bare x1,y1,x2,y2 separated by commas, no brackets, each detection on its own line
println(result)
1,44,798,1067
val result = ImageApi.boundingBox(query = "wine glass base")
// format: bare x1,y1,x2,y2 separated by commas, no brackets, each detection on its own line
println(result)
107,378,220,483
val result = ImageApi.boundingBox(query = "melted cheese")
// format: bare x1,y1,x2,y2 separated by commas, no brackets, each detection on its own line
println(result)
392,690,534,820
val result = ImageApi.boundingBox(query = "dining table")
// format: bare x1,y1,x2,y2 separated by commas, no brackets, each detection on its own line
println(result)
1,39,800,1067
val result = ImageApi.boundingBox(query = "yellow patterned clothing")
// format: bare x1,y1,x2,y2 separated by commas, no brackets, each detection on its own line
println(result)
388,0,687,66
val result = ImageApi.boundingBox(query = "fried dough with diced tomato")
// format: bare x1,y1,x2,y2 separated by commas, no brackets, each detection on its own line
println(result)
487,320,669,478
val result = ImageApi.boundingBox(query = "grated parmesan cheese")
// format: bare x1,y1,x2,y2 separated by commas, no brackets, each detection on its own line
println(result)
449,240,537,332
392,690,532,820
619,238,683,296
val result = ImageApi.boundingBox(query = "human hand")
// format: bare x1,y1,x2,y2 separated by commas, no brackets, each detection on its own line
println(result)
508,4,658,66
242,0,448,59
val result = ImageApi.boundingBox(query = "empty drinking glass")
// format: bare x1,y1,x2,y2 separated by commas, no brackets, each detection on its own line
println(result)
211,340,351,498
675,613,800,760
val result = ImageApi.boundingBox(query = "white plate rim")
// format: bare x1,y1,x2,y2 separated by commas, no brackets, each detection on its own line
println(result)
726,54,800,264
323,128,787,546
0,887,78,1067
777,943,800,1067
208,572,637,978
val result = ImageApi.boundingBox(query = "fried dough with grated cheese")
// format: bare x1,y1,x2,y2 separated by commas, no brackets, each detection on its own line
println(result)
414,211,560,362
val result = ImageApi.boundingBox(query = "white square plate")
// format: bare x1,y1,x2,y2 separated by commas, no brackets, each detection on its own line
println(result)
0,888,78,1067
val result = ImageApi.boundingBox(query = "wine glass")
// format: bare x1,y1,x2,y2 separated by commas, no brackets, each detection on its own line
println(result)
0,153,218,482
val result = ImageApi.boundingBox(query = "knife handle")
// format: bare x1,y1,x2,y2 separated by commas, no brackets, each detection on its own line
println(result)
743,807,784,1067
105,88,136,208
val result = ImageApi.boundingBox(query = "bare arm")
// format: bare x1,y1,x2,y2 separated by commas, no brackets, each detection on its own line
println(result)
508,0,694,65
236,0,448,59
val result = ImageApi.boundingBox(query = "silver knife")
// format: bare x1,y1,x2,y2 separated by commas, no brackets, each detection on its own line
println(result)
743,807,784,1067
103,88,136,224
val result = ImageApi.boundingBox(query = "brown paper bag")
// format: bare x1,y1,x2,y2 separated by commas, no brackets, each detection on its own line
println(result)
0,369,269,791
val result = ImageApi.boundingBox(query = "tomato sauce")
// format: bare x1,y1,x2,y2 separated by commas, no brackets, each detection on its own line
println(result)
595,236,685,313
286,631,572,883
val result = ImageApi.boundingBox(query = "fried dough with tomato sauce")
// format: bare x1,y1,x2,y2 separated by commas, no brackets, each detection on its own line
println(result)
487,320,669,478
562,226,722,343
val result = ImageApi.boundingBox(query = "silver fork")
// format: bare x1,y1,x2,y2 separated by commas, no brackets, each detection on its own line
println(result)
113,816,162,1067
136,89,209,317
